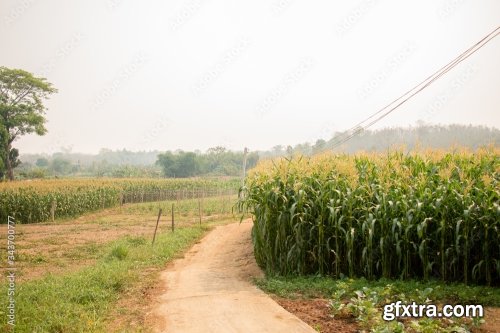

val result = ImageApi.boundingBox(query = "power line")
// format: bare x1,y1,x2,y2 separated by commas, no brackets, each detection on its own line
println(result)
326,26,500,151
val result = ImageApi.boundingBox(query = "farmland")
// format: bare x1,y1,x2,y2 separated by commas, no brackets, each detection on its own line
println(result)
0,177,239,224
0,188,239,332
240,148,500,285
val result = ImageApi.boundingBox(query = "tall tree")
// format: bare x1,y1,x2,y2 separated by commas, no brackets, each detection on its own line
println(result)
0,67,57,180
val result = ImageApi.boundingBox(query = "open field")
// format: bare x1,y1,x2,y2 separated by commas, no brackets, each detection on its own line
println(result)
0,193,239,332
0,194,238,283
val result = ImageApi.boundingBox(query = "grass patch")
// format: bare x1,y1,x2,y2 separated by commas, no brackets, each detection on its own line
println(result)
256,276,500,306
64,242,102,260
0,226,209,332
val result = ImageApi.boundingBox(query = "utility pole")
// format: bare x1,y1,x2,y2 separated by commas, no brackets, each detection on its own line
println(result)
242,147,249,188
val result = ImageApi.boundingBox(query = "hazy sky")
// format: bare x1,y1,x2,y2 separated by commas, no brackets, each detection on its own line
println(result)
1,0,499,154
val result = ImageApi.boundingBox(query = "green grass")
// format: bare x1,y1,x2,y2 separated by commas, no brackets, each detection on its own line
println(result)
256,276,500,306
125,194,238,217
0,226,209,332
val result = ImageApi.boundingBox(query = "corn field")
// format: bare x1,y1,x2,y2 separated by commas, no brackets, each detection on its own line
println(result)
239,148,500,285
0,178,239,223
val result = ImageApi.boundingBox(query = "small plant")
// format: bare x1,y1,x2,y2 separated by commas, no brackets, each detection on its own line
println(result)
328,284,482,332
109,244,129,260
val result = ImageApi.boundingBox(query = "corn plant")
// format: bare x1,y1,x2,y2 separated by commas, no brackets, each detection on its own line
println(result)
0,178,239,223
239,148,500,285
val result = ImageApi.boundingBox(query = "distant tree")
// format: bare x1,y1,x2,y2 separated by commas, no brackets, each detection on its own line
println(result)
312,139,326,153
156,151,176,177
51,157,71,175
272,145,284,156
176,152,197,177
246,152,259,169
35,157,49,167
0,67,57,180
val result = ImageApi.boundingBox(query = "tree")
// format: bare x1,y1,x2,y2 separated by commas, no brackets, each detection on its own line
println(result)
312,139,326,153
35,157,49,167
51,157,72,175
156,151,200,178
156,151,176,177
0,67,57,180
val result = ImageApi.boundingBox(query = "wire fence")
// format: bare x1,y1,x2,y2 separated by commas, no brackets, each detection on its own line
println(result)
120,188,238,205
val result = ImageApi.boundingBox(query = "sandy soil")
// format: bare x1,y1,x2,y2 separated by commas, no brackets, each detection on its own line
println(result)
147,221,317,333
273,298,358,333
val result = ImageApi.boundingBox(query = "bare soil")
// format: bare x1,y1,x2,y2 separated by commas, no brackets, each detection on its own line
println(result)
273,298,358,333
0,206,224,282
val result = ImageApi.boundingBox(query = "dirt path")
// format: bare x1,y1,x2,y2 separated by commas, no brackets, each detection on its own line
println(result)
148,220,317,333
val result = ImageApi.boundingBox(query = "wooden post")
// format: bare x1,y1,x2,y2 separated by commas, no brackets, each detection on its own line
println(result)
198,198,202,226
171,203,175,233
51,200,57,222
152,208,162,245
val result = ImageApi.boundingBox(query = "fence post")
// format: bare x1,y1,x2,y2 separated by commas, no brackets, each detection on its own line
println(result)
198,198,202,226
171,203,175,232
51,200,57,222
152,208,163,245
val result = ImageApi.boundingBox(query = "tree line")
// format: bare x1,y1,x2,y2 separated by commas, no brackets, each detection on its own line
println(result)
156,147,258,178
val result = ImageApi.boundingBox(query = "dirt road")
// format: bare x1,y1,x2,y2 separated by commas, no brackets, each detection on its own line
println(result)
149,220,317,333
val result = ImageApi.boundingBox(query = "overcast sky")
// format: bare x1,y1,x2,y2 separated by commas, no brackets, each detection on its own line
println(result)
1,0,499,154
